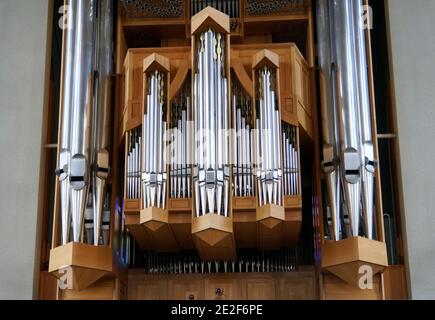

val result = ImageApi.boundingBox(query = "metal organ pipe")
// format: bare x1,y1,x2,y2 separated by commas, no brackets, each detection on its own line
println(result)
316,0,341,241
58,0,76,245
69,0,95,243
353,0,376,240
93,0,113,246
316,0,377,240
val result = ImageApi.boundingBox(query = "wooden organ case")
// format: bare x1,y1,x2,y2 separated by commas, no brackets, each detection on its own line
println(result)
44,0,402,300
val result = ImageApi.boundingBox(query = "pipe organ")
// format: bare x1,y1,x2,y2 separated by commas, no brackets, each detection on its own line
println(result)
45,1,395,300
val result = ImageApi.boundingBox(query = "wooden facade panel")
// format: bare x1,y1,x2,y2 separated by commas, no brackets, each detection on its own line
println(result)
383,265,408,300
128,275,168,300
322,274,382,300
59,278,116,300
242,278,277,300
167,278,204,300
204,278,241,300
278,276,316,300
127,270,317,300
39,271,58,300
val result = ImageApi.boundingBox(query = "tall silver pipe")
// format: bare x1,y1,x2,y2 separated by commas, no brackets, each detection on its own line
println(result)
353,0,376,239
57,0,77,245
194,74,201,217
316,0,341,241
70,0,95,242
232,95,238,197
332,0,362,237
92,0,113,246
223,78,230,217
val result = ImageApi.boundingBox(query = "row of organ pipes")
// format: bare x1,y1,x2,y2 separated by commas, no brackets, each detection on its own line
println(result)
126,128,141,199
193,28,230,217
142,70,168,209
282,124,299,196
316,0,377,241
142,249,298,275
170,83,192,199
57,0,113,246
255,66,283,207
232,79,255,198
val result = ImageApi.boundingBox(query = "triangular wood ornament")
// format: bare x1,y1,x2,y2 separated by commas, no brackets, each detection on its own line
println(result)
143,220,165,232
143,53,170,74
196,228,229,247
326,261,386,287
256,204,285,223
191,6,230,36
140,207,169,232
260,217,282,229
71,267,108,292
253,49,280,70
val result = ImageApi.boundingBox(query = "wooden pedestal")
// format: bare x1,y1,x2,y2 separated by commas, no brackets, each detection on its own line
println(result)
140,207,179,252
255,204,285,249
322,237,388,286
49,242,113,291
192,214,236,261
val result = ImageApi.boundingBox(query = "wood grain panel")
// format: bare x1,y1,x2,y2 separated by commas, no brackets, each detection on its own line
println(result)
127,269,317,300
128,274,168,300
59,277,116,300
38,271,58,300
322,273,382,300
383,265,408,300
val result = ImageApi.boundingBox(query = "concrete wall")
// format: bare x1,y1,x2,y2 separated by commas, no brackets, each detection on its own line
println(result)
0,0,51,299
386,0,435,299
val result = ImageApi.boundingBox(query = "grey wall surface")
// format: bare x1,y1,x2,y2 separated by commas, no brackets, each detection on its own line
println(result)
386,0,435,299
0,0,51,299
